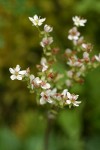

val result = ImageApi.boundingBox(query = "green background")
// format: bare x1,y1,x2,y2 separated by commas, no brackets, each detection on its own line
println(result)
0,0,100,150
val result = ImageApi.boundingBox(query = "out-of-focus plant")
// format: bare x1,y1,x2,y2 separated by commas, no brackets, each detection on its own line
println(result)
9,14,100,150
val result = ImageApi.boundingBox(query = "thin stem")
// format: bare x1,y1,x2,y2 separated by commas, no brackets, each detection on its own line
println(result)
44,111,55,150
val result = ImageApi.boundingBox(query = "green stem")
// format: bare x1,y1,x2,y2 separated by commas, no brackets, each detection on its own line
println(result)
44,111,55,150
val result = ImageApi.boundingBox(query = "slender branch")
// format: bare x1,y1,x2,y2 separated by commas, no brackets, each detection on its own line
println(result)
44,111,55,150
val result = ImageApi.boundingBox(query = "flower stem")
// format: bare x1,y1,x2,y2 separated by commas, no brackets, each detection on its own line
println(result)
44,111,55,150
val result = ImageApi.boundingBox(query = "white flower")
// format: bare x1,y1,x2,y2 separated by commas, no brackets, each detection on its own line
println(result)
67,57,82,67
73,36,84,46
82,43,92,52
40,89,56,105
29,14,46,26
40,57,48,72
44,24,53,32
72,16,87,27
66,92,81,108
34,77,42,86
95,53,100,62
40,37,53,47
9,65,26,80
83,52,89,60
30,76,42,89
40,81,51,89
68,27,80,41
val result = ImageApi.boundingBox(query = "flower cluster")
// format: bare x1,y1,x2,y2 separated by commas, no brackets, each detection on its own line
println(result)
65,16,100,86
40,88,81,108
9,15,100,109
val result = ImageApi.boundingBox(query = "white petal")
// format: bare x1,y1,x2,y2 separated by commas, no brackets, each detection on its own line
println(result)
40,98,46,105
66,100,71,104
15,65,20,72
62,89,68,97
10,75,16,80
19,70,26,75
73,103,79,107
38,21,42,26
42,64,48,72
34,15,38,20
40,92,44,97
29,17,34,22
68,35,73,40
48,98,53,104
35,77,42,84
73,101,81,106
51,88,57,96
73,95,79,100
9,68,15,74
67,92,72,99
41,57,47,65
75,101,81,104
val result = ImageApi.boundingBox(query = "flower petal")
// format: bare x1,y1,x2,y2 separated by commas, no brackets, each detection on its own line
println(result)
19,70,26,75
41,83,51,89
67,92,72,99
9,68,15,74
15,65,20,72
66,100,71,104
10,75,16,80
40,98,46,105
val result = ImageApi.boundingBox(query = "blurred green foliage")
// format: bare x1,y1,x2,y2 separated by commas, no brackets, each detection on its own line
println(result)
0,0,100,150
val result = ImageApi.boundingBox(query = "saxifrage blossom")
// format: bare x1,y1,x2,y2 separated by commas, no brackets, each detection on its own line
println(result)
72,16,87,27
44,24,53,32
29,14,46,26
9,65,26,80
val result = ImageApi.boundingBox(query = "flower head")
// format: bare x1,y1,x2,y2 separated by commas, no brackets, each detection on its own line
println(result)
44,24,53,32
40,81,51,89
72,16,87,27
29,15,46,26
68,27,80,41
9,65,26,80
67,56,83,67
66,92,81,108
30,75,42,89
40,89,57,105
40,37,53,47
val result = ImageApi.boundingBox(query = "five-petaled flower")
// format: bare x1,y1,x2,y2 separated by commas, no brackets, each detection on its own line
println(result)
68,27,80,41
40,37,53,47
72,16,87,27
40,89,57,105
66,92,81,108
44,24,53,32
9,65,26,80
29,15,46,26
